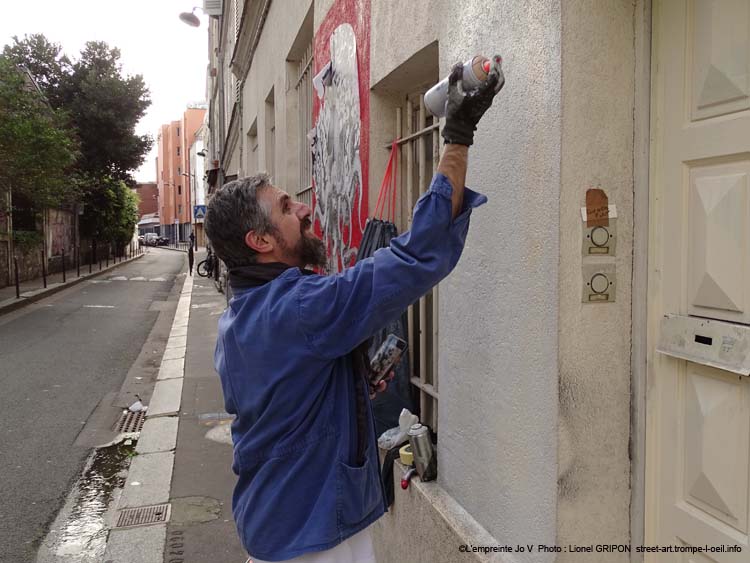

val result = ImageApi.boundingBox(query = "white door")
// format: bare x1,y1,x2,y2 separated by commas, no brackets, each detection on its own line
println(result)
647,1,750,561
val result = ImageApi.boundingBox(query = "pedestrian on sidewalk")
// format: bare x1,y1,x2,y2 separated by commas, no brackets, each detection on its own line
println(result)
205,59,504,563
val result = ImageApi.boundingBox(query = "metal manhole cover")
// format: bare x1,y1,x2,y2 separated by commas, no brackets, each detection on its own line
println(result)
115,503,171,528
113,410,146,433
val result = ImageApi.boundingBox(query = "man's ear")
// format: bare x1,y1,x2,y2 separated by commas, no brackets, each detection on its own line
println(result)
244,230,274,254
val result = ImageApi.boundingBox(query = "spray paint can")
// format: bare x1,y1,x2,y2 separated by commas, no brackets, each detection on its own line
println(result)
424,55,502,118
408,423,437,481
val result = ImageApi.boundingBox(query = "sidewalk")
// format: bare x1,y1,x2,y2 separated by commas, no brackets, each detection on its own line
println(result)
104,253,245,563
0,248,146,316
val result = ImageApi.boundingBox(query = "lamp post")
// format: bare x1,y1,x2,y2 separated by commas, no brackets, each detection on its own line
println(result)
179,6,225,196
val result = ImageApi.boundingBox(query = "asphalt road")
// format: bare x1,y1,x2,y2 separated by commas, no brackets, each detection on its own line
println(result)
0,248,185,563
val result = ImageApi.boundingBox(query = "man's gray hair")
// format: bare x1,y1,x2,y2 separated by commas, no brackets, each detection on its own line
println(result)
204,173,276,268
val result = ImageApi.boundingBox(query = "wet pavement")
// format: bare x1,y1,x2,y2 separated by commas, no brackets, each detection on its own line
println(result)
0,248,185,563
36,443,135,563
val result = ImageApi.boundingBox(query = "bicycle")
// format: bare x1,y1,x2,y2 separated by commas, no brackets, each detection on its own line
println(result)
197,246,229,299
196,248,216,278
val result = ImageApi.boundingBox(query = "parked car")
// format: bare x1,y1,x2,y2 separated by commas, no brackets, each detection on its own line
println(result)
143,233,159,246
157,236,169,246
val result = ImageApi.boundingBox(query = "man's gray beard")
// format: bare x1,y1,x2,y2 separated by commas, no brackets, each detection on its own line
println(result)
277,228,327,268
298,232,327,268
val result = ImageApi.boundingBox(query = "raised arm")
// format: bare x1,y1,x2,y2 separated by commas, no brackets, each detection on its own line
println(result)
438,56,504,218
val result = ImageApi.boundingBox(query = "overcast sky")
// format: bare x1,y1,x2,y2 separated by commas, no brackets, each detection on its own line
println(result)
0,0,209,182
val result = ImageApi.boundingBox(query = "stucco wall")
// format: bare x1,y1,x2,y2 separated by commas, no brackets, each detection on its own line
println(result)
374,460,513,563
437,2,561,558
366,1,561,560
369,0,440,89
557,0,634,559
240,0,313,192
314,0,336,33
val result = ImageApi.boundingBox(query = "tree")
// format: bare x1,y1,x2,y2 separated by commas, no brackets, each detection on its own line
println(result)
0,56,79,210
65,41,153,183
2,34,70,109
4,35,153,184
80,177,139,252
4,35,153,249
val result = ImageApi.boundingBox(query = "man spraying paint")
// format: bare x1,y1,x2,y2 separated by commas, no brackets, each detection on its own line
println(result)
204,57,504,563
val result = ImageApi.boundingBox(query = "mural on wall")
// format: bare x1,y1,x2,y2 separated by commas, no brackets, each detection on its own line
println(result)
311,23,365,273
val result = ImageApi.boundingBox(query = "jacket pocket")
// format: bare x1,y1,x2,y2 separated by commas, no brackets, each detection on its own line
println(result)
336,458,382,529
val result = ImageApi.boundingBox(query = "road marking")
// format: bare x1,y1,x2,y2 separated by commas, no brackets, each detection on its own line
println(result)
84,305,116,309
104,276,172,282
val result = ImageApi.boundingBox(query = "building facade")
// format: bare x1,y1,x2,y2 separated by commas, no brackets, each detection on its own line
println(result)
189,122,208,247
204,1,750,562
156,107,206,243
133,182,158,217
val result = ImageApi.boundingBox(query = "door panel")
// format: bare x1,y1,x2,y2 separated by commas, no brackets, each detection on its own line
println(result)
689,0,750,121
688,159,749,322
648,1,750,561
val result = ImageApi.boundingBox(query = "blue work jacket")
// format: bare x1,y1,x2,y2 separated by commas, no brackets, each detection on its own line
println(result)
214,173,486,561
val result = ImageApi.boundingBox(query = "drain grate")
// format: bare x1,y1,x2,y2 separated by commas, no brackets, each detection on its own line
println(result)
115,503,171,528
113,410,146,433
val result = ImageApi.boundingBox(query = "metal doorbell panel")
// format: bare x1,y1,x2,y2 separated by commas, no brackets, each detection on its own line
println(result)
581,205,617,256
582,262,616,303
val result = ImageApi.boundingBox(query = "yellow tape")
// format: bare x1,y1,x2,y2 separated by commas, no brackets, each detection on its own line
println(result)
399,444,413,466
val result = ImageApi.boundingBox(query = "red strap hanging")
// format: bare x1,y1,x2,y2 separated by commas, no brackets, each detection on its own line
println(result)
374,139,400,220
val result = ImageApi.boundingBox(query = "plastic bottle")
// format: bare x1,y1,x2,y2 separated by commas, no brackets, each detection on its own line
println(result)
424,55,502,118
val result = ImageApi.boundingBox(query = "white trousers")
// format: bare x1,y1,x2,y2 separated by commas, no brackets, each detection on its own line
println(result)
248,526,376,563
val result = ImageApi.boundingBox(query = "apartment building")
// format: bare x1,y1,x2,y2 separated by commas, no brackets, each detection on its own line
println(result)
156,106,207,243
189,122,208,247
203,1,750,561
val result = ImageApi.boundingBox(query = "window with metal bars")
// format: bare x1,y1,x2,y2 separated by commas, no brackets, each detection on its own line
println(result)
392,92,441,433
246,119,258,175
265,88,275,180
294,43,314,208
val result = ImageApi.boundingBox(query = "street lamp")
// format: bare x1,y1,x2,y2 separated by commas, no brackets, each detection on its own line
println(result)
179,7,204,27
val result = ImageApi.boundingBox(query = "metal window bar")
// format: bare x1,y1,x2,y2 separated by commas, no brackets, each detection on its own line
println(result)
234,0,242,39
295,43,314,208
394,93,440,433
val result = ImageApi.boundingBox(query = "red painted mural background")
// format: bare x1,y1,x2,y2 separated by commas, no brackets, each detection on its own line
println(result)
312,0,371,260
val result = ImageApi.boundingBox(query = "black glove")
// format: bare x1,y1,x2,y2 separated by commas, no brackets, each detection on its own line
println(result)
441,56,505,146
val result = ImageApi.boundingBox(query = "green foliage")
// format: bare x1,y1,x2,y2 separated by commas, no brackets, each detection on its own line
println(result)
2,34,70,109
0,56,80,208
66,41,153,183
4,35,153,184
3,33,153,246
12,230,43,254
80,178,139,248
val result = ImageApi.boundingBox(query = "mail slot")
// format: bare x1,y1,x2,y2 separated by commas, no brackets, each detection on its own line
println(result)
657,314,750,376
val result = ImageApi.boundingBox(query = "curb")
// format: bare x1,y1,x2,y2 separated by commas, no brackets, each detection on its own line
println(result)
0,253,147,317
104,270,193,563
